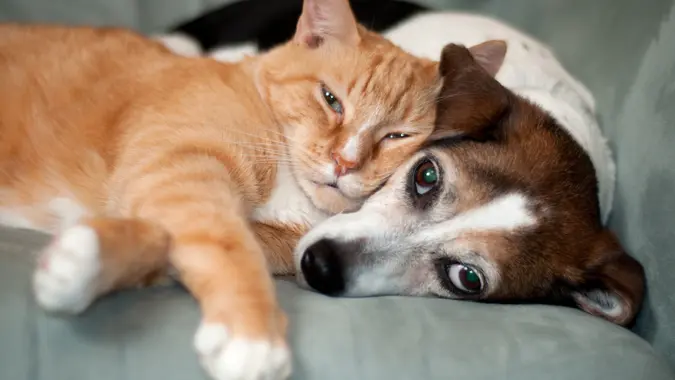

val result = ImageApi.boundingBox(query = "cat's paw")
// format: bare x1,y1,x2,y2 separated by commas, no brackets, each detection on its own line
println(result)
33,225,101,314
194,322,291,380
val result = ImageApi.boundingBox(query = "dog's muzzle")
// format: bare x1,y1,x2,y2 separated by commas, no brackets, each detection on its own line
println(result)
300,239,346,296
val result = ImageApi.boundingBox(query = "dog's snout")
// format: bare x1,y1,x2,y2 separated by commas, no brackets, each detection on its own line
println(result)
300,239,345,296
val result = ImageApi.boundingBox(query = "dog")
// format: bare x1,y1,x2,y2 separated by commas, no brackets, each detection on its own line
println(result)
157,1,644,326
294,41,644,327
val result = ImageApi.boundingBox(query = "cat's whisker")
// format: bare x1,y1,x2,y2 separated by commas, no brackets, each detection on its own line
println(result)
216,139,292,154
241,127,318,157
238,155,295,163
295,154,330,178
218,134,323,172
217,137,288,148
234,151,296,161
220,130,321,163
226,128,293,147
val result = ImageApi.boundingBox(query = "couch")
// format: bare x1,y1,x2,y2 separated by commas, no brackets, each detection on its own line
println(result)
1,0,674,379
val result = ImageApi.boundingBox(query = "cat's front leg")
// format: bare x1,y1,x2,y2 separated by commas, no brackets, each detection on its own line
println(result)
251,221,309,275
118,160,291,380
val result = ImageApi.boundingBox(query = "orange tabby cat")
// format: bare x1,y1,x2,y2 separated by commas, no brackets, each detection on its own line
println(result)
0,0,506,379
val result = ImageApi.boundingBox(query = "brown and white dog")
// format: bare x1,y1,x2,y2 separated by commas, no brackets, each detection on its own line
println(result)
294,43,645,327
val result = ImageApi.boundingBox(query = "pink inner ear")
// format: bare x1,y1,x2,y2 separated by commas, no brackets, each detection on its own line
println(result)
293,0,360,48
304,34,324,49
469,40,507,77
572,289,627,323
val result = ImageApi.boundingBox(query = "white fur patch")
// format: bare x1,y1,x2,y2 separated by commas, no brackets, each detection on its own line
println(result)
152,33,203,57
194,322,291,380
321,163,336,180
411,193,536,244
340,135,360,162
347,260,403,296
48,197,88,231
252,161,327,225
0,197,88,233
0,208,39,231
573,289,625,320
209,43,258,63
33,225,101,314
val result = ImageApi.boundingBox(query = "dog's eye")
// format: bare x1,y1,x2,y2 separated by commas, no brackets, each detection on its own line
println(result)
414,160,439,195
320,85,343,115
446,263,484,294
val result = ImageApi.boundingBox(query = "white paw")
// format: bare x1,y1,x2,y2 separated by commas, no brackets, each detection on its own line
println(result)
194,323,291,380
33,225,101,314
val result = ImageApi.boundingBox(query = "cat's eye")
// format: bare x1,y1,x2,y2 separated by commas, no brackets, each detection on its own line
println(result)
413,159,439,196
321,85,343,115
445,262,484,295
384,132,410,140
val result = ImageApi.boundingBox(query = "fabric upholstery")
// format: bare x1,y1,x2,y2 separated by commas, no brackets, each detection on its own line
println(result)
0,227,672,380
0,0,674,377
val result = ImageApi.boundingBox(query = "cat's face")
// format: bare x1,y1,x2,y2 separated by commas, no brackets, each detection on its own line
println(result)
259,32,438,213
255,0,439,214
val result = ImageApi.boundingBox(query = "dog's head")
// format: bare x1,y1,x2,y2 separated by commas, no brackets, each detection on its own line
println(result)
294,43,645,326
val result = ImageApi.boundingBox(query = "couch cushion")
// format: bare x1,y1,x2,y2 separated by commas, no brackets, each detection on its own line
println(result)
4,0,673,365
0,227,672,380
1,0,673,364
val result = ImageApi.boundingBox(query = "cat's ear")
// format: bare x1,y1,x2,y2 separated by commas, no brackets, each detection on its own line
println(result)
468,40,507,77
293,0,360,48
428,43,510,141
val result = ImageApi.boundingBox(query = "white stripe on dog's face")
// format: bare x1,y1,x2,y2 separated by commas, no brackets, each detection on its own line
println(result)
294,148,537,298
409,192,536,245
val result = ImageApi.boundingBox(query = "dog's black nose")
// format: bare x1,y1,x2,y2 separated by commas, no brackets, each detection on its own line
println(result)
301,239,345,296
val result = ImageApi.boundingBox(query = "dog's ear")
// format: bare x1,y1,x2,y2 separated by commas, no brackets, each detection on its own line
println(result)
293,0,360,48
468,40,507,77
569,230,645,326
429,42,510,142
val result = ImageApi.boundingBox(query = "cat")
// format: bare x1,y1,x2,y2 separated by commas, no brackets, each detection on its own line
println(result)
0,1,506,380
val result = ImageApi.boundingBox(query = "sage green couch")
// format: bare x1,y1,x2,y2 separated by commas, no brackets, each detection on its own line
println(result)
1,0,674,379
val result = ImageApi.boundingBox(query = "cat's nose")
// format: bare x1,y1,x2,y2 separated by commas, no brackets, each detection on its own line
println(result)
331,152,358,177
300,239,345,296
